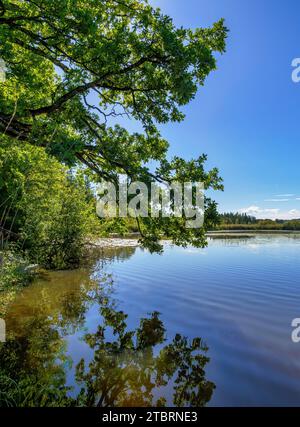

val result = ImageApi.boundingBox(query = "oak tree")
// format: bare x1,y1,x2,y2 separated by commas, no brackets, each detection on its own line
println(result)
0,0,227,250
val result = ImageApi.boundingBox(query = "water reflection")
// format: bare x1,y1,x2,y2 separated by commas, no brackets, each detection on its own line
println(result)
83,245,137,269
0,267,215,407
91,245,138,274
76,308,214,407
208,236,255,246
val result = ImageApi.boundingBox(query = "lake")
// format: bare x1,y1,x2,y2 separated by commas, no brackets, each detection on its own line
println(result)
1,235,300,406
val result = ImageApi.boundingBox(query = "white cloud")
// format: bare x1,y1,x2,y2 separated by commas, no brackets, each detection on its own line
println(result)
275,194,295,197
239,206,278,215
238,206,300,220
264,199,289,202
288,209,300,216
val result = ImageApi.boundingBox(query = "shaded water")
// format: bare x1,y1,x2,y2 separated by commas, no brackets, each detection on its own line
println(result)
1,235,300,406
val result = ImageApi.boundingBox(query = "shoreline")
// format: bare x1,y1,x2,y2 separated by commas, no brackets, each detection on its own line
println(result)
90,230,300,248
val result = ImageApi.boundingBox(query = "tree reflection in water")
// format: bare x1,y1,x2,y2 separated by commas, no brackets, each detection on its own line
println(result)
0,258,215,407
75,308,215,407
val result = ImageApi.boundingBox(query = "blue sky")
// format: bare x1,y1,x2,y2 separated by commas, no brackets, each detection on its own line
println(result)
145,0,300,219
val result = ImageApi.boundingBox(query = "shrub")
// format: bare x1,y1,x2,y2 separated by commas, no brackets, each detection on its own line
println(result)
0,141,99,269
0,250,33,316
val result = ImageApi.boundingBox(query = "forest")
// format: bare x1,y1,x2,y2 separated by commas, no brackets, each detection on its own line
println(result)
218,212,300,230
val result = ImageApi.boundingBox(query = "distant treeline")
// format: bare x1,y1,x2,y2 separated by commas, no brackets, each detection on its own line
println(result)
217,212,300,230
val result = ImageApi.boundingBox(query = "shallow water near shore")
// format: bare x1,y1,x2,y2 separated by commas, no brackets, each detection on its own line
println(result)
2,234,300,406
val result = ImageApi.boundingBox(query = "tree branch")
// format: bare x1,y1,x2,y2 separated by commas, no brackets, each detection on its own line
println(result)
27,56,169,117
13,37,70,73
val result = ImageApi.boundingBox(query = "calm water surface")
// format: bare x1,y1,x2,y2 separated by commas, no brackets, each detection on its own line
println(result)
2,235,300,406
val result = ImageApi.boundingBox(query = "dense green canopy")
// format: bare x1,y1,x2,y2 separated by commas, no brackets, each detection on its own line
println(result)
0,0,227,250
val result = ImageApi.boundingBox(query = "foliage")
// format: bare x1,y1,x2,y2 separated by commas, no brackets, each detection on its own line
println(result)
217,212,300,230
76,308,215,407
0,250,32,316
0,250,31,289
97,217,140,236
0,319,75,407
0,0,228,251
218,212,257,225
0,140,100,269
0,275,215,407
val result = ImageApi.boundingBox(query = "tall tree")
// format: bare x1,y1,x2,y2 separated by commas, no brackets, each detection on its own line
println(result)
0,0,227,251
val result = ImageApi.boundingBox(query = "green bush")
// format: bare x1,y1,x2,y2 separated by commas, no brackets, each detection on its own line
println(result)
0,251,32,290
0,250,33,316
0,141,99,269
